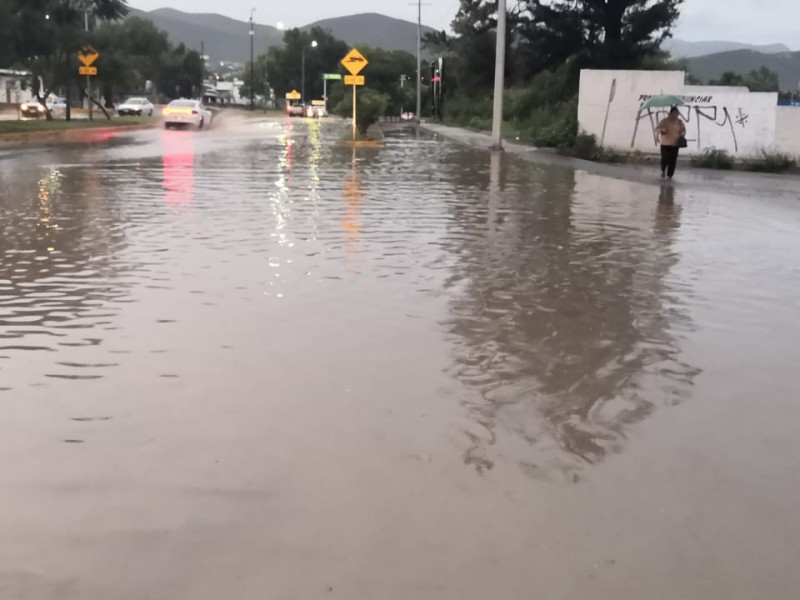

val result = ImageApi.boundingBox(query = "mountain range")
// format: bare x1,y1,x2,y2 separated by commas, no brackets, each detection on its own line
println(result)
129,9,433,63
127,9,799,90
686,49,800,91
665,39,792,58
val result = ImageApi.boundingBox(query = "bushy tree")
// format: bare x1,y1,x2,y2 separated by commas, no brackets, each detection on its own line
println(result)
518,0,684,71
334,88,388,135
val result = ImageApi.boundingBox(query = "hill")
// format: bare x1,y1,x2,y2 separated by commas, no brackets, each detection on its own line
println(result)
686,49,800,91
128,9,431,64
129,8,283,64
666,39,791,58
303,13,435,54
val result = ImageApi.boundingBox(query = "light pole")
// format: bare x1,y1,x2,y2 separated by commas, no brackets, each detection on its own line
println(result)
490,0,507,150
301,40,318,103
249,8,255,111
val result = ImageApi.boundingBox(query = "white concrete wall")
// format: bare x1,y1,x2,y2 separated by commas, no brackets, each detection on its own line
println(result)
0,74,32,104
578,70,780,156
774,107,800,156
578,69,685,151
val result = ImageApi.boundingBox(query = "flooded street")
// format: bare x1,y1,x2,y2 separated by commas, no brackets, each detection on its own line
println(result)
1,115,799,599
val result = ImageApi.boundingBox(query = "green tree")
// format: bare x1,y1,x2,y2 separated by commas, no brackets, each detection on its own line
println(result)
5,0,129,118
519,0,684,71
709,67,780,93
334,87,389,135
245,27,349,103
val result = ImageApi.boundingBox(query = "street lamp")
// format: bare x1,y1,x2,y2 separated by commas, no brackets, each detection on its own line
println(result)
301,40,318,103
249,8,255,111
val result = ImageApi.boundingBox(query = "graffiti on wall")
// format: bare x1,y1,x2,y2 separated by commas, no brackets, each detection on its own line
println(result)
633,94,750,152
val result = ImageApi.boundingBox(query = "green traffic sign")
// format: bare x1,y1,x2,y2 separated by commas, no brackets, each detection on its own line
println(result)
323,73,342,80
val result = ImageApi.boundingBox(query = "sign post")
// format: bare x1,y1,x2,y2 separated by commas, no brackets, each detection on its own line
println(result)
341,48,368,141
322,73,342,111
77,46,99,121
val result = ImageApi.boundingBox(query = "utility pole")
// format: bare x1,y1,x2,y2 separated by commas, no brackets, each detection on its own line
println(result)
490,0,507,150
410,0,429,124
84,3,92,121
201,41,205,101
249,8,255,111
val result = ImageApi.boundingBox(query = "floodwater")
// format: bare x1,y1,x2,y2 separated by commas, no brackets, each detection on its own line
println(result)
1,115,799,599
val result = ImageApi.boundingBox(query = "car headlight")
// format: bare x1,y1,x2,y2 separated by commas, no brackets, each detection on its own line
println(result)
38,105,45,112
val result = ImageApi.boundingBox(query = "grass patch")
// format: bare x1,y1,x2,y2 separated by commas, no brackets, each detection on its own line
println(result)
691,147,798,173
690,148,735,170
742,149,797,173
0,116,156,135
561,133,628,164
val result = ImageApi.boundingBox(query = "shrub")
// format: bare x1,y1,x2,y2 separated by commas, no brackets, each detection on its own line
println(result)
334,89,389,136
742,149,797,173
690,148,735,170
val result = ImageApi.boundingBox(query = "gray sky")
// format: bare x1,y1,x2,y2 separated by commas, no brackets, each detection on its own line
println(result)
126,0,799,49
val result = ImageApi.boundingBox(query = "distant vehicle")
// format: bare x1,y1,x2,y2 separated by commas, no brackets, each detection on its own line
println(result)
401,112,415,121
311,101,328,118
117,97,155,116
162,99,212,130
305,104,319,118
286,101,304,117
20,95,67,119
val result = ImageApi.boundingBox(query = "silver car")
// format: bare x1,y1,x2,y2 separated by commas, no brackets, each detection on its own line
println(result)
162,99,212,130
117,97,155,116
20,95,67,119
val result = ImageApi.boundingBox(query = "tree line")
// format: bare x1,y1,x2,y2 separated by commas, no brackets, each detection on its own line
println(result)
0,0,203,118
421,0,687,146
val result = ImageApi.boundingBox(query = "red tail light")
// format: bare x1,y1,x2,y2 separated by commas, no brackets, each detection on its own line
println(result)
192,110,198,115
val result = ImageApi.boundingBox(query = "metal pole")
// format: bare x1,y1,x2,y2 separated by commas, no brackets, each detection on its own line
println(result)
352,85,356,141
415,0,421,123
490,0,507,150
323,77,327,111
85,8,92,121
249,11,255,110
301,49,305,103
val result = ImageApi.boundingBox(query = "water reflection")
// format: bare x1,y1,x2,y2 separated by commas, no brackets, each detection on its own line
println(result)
0,162,129,386
162,131,195,206
342,146,363,271
441,152,699,478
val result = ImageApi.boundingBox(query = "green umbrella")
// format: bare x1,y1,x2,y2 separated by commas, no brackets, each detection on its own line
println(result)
641,94,686,109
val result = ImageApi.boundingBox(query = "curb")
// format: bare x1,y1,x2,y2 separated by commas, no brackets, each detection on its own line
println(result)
0,123,157,144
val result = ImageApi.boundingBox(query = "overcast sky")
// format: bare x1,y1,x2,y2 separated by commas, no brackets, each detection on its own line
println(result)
126,0,800,49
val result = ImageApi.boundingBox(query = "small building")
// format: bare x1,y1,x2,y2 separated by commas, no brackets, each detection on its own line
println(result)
0,69,32,106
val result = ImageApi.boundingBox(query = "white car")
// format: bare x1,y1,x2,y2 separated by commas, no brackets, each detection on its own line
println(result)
117,97,155,116
20,95,67,119
162,99,212,130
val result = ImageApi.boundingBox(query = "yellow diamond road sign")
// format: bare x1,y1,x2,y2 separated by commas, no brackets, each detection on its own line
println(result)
79,66,97,76
78,46,99,67
341,48,368,76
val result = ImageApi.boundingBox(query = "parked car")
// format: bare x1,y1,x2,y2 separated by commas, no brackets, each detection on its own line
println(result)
162,99,212,130
20,95,67,119
117,97,155,116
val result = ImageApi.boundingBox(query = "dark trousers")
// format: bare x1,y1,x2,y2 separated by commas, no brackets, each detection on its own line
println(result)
660,145,679,177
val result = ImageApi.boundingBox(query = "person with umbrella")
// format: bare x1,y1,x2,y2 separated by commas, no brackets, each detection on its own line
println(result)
649,96,687,180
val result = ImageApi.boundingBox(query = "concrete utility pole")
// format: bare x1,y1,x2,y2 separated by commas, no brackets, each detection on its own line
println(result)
84,2,92,121
411,0,429,123
249,8,255,110
491,0,507,150
416,0,421,123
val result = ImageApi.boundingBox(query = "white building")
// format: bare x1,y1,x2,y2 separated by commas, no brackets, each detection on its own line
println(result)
0,69,32,105
578,69,800,156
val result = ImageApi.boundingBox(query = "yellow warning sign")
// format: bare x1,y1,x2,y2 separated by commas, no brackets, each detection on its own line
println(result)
79,66,97,76
344,75,365,86
77,46,99,67
341,48,368,76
